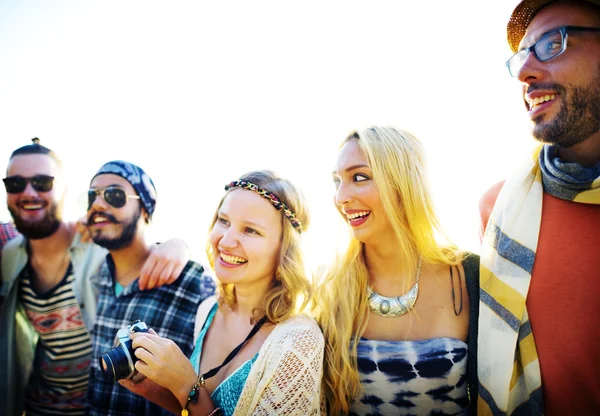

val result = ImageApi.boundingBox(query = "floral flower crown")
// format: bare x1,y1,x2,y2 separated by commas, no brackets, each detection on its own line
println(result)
224,180,303,233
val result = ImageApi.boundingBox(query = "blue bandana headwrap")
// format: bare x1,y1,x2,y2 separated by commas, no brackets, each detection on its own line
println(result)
91,160,157,217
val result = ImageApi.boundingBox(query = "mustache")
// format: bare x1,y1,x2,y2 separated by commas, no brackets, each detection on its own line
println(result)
526,82,566,95
87,212,120,225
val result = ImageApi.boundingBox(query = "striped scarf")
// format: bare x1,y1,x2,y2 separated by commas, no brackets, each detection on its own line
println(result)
477,145,600,415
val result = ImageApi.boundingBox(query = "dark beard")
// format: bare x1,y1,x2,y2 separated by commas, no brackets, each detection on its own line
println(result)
9,202,62,240
91,208,141,250
531,69,600,147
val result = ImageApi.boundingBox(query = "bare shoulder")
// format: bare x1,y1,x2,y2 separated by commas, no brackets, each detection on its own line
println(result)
478,181,505,237
479,180,505,214
412,260,471,341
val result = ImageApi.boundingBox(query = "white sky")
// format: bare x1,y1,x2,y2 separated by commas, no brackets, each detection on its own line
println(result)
0,0,539,267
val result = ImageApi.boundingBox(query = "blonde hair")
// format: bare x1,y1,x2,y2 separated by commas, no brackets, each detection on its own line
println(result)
315,126,461,414
206,170,312,324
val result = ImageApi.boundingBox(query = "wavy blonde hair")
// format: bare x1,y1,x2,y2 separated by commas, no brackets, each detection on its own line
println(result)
206,170,312,324
315,126,462,414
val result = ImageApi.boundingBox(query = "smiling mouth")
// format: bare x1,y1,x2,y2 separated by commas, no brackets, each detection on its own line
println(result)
528,94,556,110
88,213,118,226
220,253,248,265
19,201,46,211
345,211,370,223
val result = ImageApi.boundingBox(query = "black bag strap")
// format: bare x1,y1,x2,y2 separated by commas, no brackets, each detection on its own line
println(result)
462,252,480,415
201,316,267,381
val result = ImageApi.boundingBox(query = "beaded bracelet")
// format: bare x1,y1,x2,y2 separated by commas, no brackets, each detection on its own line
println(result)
207,408,223,416
181,375,205,416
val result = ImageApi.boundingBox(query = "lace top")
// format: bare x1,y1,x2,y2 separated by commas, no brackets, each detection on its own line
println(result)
349,337,469,416
190,296,324,415
189,303,258,416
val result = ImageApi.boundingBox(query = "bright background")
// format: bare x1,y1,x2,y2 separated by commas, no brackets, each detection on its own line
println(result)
0,0,539,268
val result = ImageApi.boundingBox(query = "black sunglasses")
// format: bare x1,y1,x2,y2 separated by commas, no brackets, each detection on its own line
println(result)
88,186,140,210
3,175,55,194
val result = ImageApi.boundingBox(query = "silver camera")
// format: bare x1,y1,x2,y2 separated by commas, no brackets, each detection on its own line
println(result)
99,320,149,382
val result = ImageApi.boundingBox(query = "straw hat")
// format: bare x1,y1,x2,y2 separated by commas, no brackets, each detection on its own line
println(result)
507,0,600,52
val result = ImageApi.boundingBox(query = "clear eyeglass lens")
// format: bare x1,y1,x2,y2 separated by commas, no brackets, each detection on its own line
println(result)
508,50,526,76
534,30,564,61
507,29,565,76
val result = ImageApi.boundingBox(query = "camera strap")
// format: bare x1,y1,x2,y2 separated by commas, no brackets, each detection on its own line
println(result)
201,316,268,381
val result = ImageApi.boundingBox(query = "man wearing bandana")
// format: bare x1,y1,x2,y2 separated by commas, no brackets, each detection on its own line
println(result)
85,160,215,415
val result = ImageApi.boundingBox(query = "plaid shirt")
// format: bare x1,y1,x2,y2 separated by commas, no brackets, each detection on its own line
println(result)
0,222,18,252
0,222,19,308
87,257,215,416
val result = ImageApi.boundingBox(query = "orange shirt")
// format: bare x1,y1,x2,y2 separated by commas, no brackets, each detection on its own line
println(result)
479,185,600,415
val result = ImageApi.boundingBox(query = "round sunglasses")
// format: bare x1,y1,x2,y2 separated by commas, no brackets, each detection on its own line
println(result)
3,175,54,194
88,186,140,210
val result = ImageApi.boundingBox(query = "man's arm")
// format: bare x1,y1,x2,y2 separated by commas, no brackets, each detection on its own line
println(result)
479,181,505,241
70,217,190,290
139,239,190,290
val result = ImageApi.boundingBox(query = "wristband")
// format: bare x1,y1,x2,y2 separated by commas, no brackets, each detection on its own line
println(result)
181,374,205,416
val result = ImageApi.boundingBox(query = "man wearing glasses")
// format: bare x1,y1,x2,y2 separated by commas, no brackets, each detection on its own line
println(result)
84,160,215,415
478,0,600,415
0,140,200,416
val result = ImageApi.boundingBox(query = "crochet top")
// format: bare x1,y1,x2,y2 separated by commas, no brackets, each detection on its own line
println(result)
192,296,325,415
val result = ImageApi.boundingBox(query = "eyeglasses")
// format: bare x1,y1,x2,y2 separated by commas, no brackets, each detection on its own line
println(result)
3,175,55,194
506,26,600,77
88,186,140,210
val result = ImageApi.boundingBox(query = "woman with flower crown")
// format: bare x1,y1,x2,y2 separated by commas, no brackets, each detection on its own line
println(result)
120,170,324,416
315,126,480,415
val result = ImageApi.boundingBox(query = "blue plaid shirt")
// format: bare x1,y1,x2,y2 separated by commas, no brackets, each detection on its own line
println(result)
87,257,216,416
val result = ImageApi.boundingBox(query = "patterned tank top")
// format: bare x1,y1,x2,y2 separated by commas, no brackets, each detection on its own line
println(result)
349,337,468,415
20,263,92,416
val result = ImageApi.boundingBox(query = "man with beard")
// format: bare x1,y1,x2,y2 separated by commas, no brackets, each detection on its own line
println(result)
0,140,199,416
478,1,600,415
85,160,215,416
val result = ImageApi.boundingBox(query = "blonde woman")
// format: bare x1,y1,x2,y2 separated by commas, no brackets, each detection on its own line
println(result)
121,170,324,416
316,126,479,415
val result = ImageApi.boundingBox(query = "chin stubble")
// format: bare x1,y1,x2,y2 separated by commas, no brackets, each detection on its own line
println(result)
532,70,600,147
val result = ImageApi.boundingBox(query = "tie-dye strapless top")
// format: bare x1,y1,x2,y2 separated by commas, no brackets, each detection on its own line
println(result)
349,337,468,416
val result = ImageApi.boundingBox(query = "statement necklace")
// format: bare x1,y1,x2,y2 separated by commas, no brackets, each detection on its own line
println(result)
367,255,422,317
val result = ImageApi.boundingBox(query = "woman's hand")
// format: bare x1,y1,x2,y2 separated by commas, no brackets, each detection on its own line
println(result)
139,238,190,290
131,329,198,408
119,376,183,414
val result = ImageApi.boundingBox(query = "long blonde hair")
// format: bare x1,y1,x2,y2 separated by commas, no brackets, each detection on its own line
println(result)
315,126,461,414
206,170,312,324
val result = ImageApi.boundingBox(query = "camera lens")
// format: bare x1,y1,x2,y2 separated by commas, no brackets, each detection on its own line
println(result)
99,341,136,382
99,320,149,382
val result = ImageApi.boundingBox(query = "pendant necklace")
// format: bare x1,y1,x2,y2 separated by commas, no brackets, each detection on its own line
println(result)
367,255,422,317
